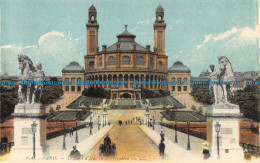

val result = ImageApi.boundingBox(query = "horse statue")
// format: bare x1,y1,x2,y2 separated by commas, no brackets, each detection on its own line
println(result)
209,56,235,104
18,54,45,104
218,56,235,103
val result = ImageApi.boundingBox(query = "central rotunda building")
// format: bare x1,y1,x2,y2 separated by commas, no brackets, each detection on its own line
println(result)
83,5,168,99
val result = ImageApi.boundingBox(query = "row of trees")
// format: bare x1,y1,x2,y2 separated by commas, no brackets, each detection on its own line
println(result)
191,84,260,122
141,89,170,98
82,87,110,98
0,82,63,121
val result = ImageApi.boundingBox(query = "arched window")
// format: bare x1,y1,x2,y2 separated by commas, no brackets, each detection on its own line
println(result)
184,77,187,85
98,57,102,67
108,56,115,65
177,77,181,82
91,15,94,21
136,56,144,66
71,78,75,86
77,77,81,83
89,61,95,69
122,56,130,65
158,61,163,70
171,77,175,82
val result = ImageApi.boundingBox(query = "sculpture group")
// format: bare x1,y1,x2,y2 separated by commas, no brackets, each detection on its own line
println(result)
209,56,235,105
18,54,45,104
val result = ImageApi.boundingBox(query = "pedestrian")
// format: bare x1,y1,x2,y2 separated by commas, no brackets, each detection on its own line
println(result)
158,140,165,159
202,142,210,159
160,130,165,142
125,121,127,125
69,145,81,160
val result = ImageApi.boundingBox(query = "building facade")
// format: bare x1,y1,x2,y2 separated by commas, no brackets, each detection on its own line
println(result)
168,61,191,96
83,5,168,99
61,5,194,99
62,61,84,93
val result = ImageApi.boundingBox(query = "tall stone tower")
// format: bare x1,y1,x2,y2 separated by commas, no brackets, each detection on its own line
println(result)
154,5,166,55
86,5,99,55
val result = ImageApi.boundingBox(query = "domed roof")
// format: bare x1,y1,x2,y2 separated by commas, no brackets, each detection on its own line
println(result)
156,5,164,12
62,61,84,73
89,5,96,12
168,61,191,73
106,25,146,52
116,25,136,39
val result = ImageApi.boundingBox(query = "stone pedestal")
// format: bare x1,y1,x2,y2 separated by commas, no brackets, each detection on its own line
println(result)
8,104,48,160
210,103,244,159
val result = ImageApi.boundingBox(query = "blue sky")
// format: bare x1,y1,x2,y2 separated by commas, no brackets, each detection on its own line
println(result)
0,0,259,76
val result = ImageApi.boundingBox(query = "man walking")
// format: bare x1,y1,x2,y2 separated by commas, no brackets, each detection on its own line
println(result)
159,140,165,159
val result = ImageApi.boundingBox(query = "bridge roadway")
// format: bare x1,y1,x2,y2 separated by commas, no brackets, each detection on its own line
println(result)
86,124,162,161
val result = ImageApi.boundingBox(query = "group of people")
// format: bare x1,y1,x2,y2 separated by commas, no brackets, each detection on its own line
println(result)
118,117,140,126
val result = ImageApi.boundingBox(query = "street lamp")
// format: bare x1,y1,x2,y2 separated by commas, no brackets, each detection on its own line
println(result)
75,120,79,143
62,121,66,150
160,116,164,129
98,115,100,130
175,120,178,143
187,119,191,150
90,116,92,135
214,122,221,157
152,116,155,130
31,121,38,159
102,114,105,127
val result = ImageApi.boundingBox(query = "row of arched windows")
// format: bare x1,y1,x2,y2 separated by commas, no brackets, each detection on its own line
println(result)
65,77,82,86
91,56,163,69
171,77,188,85
64,77,82,92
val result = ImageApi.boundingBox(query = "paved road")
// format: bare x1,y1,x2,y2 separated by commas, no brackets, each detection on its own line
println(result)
87,124,162,161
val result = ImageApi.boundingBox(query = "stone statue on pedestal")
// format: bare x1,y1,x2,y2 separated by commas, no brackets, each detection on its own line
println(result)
209,56,235,105
18,54,45,104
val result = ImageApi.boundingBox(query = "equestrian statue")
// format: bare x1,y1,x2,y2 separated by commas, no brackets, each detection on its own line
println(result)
18,54,45,104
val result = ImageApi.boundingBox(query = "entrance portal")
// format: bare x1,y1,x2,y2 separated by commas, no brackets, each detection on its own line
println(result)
120,93,131,98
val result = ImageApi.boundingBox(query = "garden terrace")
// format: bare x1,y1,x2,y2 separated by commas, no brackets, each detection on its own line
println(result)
149,96,185,108
66,96,105,109
117,99,135,106
161,111,206,122
47,111,92,122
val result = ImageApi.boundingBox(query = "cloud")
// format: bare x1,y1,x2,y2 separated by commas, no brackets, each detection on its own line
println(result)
188,26,259,76
197,27,260,50
38,31,65,45
0,31,85,76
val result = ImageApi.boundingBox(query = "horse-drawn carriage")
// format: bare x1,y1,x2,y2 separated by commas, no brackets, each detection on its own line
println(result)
99,135,116,157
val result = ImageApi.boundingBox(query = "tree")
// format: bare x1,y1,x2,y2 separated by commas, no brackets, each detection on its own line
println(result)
231,85,259,122
0,83,63,121
191,84,213,105
82,87,110,98
41,85,64,104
